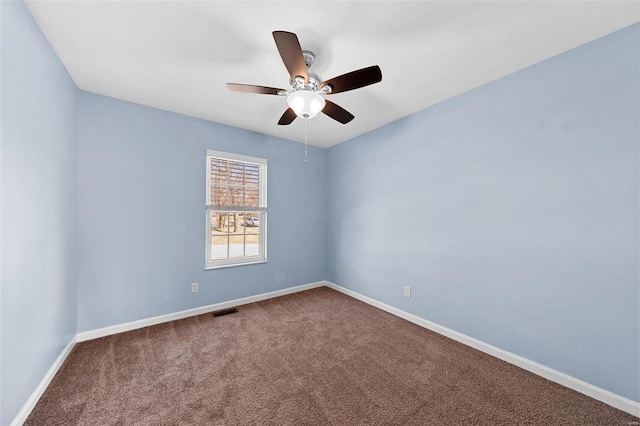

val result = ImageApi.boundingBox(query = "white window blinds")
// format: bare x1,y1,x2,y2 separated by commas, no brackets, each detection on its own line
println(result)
206,151,267,212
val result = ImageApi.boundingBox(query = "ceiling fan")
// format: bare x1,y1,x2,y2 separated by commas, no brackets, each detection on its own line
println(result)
227,31,382,125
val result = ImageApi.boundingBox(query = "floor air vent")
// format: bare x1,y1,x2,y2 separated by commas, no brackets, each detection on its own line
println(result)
212,308,238,317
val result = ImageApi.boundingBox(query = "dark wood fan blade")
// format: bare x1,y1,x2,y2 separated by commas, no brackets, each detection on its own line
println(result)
320,65,382,94
278,108,297,125
227,83,286,95
322,100,354,124
272,31,308,84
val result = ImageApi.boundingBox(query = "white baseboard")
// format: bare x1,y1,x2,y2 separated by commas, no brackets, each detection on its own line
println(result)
11,336,77,426
325,281,640,418
76,281,327,342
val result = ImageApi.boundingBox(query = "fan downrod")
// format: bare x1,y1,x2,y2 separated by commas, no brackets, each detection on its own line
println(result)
302,50,315,69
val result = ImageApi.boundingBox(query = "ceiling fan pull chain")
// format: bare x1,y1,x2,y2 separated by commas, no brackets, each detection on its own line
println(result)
304,117,308,164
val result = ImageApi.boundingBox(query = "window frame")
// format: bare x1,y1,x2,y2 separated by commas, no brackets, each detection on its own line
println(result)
205,150,267,270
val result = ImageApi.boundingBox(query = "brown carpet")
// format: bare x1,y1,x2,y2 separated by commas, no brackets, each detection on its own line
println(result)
26,287,638,425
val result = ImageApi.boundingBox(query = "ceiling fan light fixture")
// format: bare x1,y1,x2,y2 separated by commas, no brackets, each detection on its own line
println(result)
228,31,382,126
287,90,325,119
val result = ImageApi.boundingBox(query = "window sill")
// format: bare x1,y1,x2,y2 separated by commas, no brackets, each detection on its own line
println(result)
204,259,267,270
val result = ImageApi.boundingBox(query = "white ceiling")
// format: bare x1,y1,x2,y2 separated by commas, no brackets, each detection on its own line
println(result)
25,1,639,148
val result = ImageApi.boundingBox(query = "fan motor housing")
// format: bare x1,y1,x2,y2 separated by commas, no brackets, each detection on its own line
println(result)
291,74,321,92
289,51,321,91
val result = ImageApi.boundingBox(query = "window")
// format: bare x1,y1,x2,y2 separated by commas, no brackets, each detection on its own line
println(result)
205,150,267,269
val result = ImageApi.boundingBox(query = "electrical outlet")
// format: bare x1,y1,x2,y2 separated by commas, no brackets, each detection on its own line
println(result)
404,286,411,298
191,283,198,293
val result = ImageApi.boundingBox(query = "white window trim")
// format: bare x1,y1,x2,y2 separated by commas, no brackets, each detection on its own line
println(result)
205,150,267,270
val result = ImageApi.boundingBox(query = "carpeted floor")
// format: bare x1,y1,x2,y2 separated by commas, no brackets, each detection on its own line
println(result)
26,287,638,425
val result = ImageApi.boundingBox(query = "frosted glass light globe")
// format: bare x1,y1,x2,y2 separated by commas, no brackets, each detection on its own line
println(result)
287,90,326,119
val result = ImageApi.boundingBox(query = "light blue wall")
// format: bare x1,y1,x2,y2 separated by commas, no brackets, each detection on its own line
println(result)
327,24,640,402
77,92,327,332
0,2,4,422
1,1,78,424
